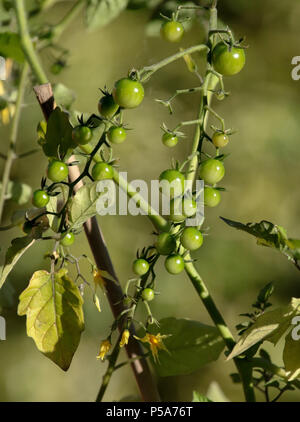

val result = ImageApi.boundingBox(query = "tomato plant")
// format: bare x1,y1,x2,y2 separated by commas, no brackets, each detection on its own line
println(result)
0,0,299,406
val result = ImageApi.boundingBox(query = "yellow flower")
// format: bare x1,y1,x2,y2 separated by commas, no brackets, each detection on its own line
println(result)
134,333,170,363
120,329,130,348
96,339,111,361
93,269,106,290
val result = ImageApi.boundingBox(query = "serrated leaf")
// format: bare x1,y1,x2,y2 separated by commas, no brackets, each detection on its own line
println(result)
192,391,213,402
148,317,224,377
0,234,38,288
53,83,76,110
227,300,300,360
0,180,32,205
41,107,76,159
86,0,128,31
0,32,24,63
18,268,84,371
221,217,300,263
69,183,103,230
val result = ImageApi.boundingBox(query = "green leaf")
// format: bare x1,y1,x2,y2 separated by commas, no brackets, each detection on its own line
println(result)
41,107,75,159
53,83,76,110
69,183,103,230
0,235,36,288
148,317,225,377
283,330,300,381
221,217,300,263
86,0,128,31
0,32,24,63
192,391,213,402
227,299,300,360
0,180,32,205
18,268,84,371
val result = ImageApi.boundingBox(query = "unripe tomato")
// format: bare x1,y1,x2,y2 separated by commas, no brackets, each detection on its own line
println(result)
107,126,127,144
212,42,246,76
204,187,221,207
199,159,225,185
98,94,119,118
180,227,203,251
212,132,229,148
141,288,155,302
47,160,69,182
161,21,184,43
162,133,178,148
72,126,92,145
159,169,185,199
92,162,114,181
32,189,50,208
132,258,150,276
169,198,197,222
60,232,75,247
165,254,185,275
112,78,144,109
155,232,176,255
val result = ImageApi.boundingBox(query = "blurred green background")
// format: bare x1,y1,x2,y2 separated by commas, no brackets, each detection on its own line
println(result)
0,0,300,402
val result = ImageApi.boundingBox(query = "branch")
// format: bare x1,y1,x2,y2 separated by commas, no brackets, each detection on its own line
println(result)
33,83,160,402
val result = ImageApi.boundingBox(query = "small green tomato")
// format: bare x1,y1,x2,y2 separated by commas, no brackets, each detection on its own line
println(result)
162,132,178,148
160,21,184,43
180,227,203,251
132,258,150,276
204,187,221,207
107,126,127,144
92,162,114,181
155,232,176,255
212,132,229,148
141,288,155,302
165,254,185,275
60,232,75,247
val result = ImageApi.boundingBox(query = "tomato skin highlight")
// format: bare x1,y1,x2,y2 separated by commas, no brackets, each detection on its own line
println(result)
47,160,69,182
72,126,92,145
180,227,203,251
204,187,221,207
132,258,150,276
98,94,119,118
199,159,225,185
60,232,75,247
161,21,184,43
92,162,114,181
212,42,246,76
107,126,127,144
155,232,176,256
112,78,144,109
32,189,50,208
165,254,185,275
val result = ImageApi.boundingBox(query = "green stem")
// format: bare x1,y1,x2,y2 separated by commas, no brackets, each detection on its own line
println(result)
14,0,48,84
51,0,86,41
96,339,121,402
139,44,209,82
0,62,29,222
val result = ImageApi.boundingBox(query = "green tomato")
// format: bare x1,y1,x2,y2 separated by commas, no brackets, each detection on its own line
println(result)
212,42,246,76
98,94,119,118
164,254,185,275
212,132,229,148
107,126,127,144
162,132,178,148
169,198,197,222
199,159,225,185
112,78,144,109
155,232,176,255
72,126,92,145
204,187,221,207
132,258,150,276
159,169,185,199
161,21,184,43
60,232,75,247
32,189,50,208
180,227,203,251
92,162,114,181
47,160,69,182
141,288,155,302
